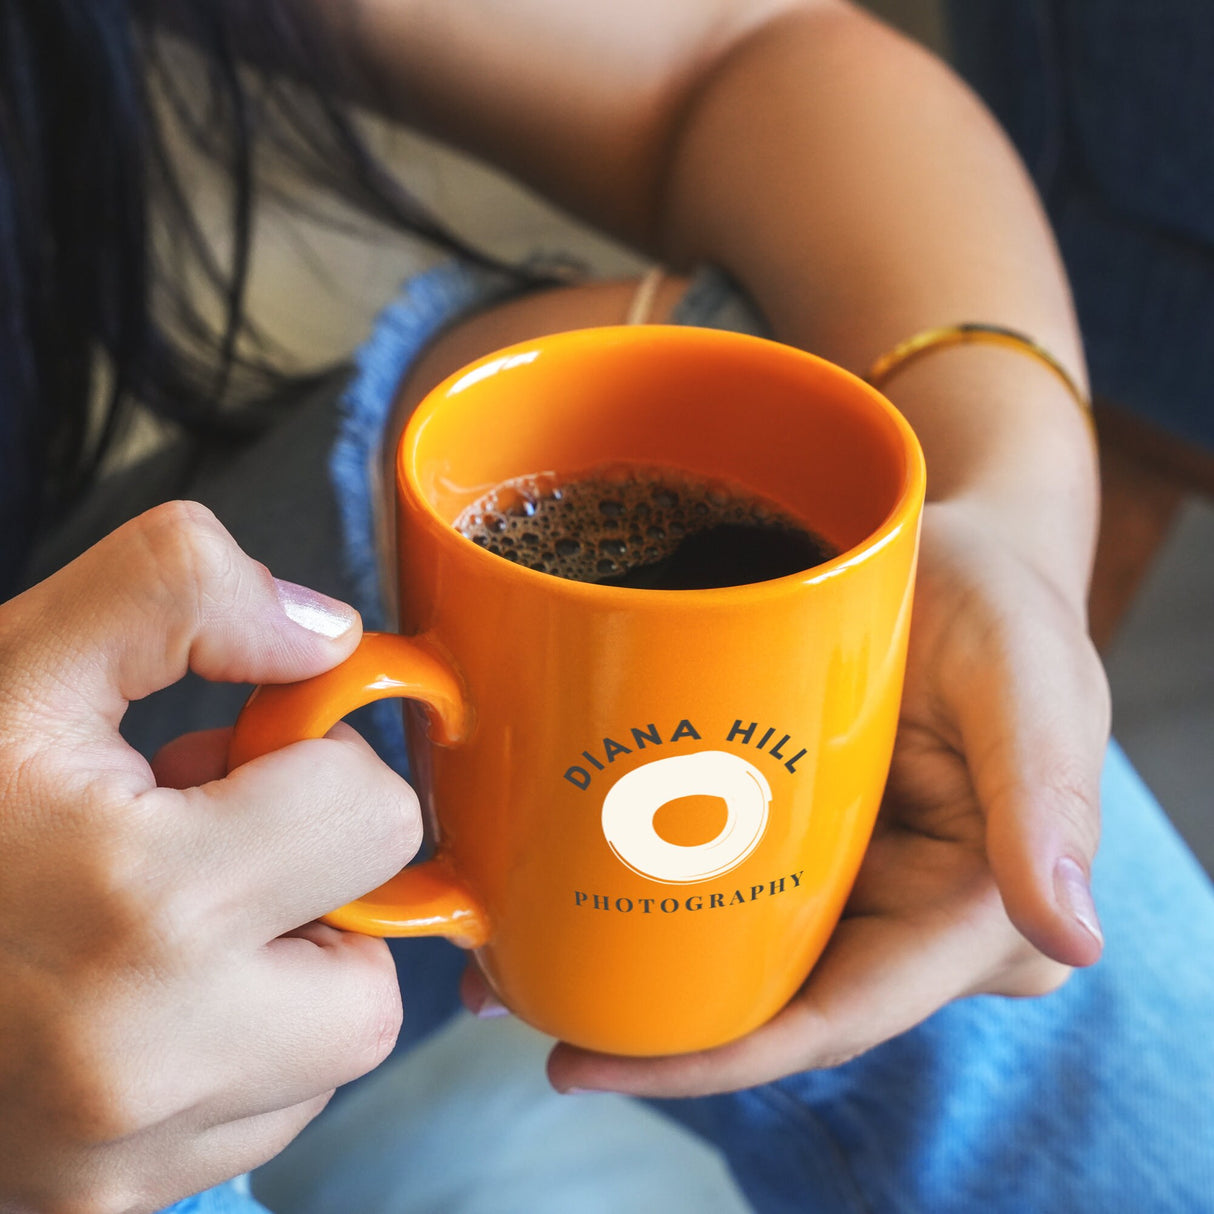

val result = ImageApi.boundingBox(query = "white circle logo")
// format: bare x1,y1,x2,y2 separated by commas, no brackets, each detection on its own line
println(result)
600,750,772,884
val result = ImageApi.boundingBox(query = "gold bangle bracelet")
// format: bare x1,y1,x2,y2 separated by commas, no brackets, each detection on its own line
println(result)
866,323,1094,434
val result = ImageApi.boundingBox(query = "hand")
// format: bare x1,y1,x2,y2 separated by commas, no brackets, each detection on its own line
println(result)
489,497,1109,1096
0,502,422,1213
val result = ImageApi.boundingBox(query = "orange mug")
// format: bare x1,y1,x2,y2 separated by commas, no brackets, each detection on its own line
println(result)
228,325,925,1056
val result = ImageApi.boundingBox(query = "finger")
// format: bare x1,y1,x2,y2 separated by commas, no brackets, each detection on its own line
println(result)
146,725,423,937
7,501,361,730
152,728,233,789
847,822,1073,1001
105,924,397,1139
954,599,1109,967
195,927,402,1121
460,962,511,1019
131,1093,334,1214
150,720,366,790
548,877,1027,1098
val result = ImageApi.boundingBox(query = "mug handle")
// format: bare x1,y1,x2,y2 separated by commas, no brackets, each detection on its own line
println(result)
227,631,489,948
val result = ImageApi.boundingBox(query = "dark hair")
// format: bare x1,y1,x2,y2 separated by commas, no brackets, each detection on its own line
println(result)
0,0,520,590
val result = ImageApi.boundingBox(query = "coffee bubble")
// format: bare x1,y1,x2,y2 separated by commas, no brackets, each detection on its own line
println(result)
454,464,836,589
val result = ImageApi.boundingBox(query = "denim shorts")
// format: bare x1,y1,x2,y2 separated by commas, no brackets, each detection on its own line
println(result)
43,263,1211,1214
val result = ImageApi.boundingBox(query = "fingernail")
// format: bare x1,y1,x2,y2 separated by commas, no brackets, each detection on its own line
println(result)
469,991,510,1020
1054,857,1103,947
274,579,359,639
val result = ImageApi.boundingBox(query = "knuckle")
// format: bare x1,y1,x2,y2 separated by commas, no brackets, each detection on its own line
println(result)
348,747,425,868
322,739,425,873
1040,762,1102,856
989,756,1102,864
132,500,224,560
369,781,424,880
350,951,403,1075
367,974,404,1067
137,497,222,538
394,779,425,867
129,501,245,611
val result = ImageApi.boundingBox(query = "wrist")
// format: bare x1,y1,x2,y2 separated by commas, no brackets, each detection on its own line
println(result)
878,342,1099,610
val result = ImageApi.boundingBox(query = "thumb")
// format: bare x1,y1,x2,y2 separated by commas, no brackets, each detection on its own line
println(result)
956,600,1109,968
8,501,362,728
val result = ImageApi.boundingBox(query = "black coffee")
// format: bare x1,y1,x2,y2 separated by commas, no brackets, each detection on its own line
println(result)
454,466,837,590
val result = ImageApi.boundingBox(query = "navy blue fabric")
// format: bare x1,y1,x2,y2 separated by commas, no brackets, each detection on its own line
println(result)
0,421,39,600
947,0,1214,451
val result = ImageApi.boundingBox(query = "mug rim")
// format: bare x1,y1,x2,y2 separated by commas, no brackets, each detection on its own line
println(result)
398,325,926,604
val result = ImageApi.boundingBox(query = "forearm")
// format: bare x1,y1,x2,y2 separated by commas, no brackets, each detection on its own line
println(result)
337,0,1097,603
656,6,1097,604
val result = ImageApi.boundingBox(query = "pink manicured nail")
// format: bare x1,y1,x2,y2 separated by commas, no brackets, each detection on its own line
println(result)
468,990,510,1019
1054,857,1104,947
274,579,359,639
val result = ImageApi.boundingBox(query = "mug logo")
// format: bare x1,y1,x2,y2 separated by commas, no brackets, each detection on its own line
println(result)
600,750,772,884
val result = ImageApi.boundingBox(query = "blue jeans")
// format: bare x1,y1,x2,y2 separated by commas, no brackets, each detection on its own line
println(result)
63,264,1208,1214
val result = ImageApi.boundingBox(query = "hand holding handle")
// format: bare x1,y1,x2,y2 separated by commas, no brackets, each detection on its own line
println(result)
228,632,489,947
